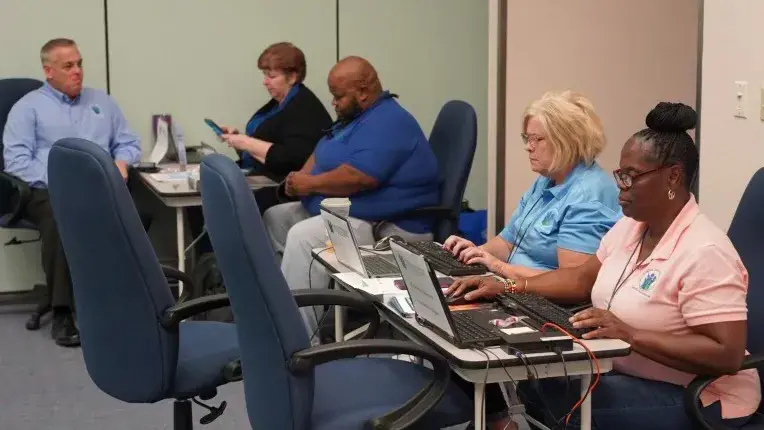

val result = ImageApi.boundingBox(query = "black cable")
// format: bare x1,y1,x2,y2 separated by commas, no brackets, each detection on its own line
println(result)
554,348,570,430
504,345,560,428
308,248,331,344
474,349,493,427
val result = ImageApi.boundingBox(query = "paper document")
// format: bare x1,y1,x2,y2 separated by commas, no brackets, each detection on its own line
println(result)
149,172,191,182
149,117,171,164
333,272,401,297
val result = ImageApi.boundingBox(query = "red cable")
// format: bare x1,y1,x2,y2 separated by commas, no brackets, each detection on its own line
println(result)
541,322,601,425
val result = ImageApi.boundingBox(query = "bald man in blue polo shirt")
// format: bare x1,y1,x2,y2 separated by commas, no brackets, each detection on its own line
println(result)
3,38,141,347
263,56,440,339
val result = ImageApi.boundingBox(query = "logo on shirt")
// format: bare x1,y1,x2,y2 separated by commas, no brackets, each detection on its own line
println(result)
634,269,660,296
536,209,558,233
91,104,102,116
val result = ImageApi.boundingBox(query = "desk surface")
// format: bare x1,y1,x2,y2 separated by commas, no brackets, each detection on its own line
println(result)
138,163,277,204
314,247,631,370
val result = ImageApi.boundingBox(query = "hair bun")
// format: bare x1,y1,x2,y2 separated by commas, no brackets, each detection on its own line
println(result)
645,102,697,133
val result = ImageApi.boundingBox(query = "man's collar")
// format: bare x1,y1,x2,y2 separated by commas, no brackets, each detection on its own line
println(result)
43,82,80,104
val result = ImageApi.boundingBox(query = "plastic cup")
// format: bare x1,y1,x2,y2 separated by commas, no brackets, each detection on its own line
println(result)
320,197,351,218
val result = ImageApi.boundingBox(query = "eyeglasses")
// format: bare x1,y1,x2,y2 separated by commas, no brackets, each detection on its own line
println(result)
612,165,673,189
520,133,545,148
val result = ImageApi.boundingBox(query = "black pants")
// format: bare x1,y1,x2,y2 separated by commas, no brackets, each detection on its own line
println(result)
24,185,152,312
26,189,72,309
187,186,286,254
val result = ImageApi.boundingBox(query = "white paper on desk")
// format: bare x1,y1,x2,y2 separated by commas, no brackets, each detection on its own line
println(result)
149,172,191,182
149,117,170,164
333,272,401,297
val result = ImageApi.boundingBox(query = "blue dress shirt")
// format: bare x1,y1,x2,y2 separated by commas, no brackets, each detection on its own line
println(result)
499,162,622,271
3,82,141,188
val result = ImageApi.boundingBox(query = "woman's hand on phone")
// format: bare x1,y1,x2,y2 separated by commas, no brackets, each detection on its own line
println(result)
220,125,239,135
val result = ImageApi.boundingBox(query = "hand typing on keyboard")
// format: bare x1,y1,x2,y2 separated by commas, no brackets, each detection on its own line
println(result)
569,307,636,342
444,275,505,301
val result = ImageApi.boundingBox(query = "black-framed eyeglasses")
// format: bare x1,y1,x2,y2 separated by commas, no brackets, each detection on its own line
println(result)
612,165,673,189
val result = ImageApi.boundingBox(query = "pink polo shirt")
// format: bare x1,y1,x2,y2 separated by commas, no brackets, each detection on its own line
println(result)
591,196,760,419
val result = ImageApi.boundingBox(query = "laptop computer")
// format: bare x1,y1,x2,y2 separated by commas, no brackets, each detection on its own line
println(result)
319,206,400,278
389,240,505,348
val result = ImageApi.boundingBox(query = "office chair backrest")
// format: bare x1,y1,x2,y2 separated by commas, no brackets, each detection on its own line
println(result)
0,78,43,215
200,154,312,430
47,138,178,403
727,167,764,407
428,100,478,242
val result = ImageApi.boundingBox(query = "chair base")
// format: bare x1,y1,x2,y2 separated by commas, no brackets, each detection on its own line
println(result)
174,400,193,430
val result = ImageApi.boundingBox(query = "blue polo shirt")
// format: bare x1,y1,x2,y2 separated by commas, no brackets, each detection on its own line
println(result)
500,162,622,271
302,92,439,234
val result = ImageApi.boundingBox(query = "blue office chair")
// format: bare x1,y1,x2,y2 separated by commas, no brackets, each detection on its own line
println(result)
47,138,241,430
375,100,478,243
685,168,764,428
199,154,473,429
0,78,51,330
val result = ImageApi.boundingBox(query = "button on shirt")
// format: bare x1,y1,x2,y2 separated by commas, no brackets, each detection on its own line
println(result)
3,83,141,188
500,162,622,270
302,93,440,234
591,196,760,419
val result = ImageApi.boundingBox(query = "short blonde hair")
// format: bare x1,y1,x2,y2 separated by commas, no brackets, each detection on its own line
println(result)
523,90,606,173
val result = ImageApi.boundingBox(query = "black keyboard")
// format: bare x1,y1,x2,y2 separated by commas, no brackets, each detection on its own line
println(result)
407,241,488,276
496,293,591,338
362,254,400,277
452,312,499,342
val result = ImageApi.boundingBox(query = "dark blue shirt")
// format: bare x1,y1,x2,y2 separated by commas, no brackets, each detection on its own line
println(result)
302,93,439,234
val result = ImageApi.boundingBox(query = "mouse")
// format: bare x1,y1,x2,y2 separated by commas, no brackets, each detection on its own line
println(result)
373,235,405,251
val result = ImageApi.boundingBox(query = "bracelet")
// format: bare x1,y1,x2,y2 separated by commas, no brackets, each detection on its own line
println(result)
492,275,517,294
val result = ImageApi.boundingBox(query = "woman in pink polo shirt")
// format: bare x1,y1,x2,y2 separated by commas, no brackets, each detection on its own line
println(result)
448,102,760,428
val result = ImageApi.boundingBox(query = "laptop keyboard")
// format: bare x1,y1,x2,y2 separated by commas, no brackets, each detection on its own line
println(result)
452,312,498,341
362,254,400,276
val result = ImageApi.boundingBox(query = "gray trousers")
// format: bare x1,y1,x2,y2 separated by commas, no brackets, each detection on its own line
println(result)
263,201,432,341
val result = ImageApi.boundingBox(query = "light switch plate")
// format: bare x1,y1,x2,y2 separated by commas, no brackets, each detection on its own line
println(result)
735,81,748,119
760,88,764,121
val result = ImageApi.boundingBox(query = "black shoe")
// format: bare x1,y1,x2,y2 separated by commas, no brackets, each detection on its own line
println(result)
51,312,80,347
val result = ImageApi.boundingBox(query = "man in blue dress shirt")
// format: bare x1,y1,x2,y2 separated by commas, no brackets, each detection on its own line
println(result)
3,38,141,347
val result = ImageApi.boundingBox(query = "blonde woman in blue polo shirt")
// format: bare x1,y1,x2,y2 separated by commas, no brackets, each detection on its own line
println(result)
445,90,621,280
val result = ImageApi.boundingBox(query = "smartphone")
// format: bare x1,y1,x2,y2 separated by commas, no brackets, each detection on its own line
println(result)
204,118,224,136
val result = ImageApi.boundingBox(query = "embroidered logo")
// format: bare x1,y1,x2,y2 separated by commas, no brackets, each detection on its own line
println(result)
537,209,558,233
636,270,660,294
91,104,102,115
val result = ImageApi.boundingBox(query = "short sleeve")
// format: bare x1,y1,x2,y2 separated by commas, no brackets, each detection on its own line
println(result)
595,217,629,262
558,201,621,255
499,185,535,244
679,244,749,326
345,116,415,183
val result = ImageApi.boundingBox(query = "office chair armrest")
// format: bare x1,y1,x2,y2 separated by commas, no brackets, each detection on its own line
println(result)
290,339,452,429
292,289,380,339
684,353,764,429
0,171,33,227
161,265,197,302
160,293,230,327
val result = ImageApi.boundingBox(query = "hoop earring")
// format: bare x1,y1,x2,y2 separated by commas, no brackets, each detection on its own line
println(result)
668,189,676,200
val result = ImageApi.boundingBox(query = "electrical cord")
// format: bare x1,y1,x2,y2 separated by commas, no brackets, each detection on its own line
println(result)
308,248,332,344
503,345,559,427
542,322,600,427
480,347,529,429
474,349,493,427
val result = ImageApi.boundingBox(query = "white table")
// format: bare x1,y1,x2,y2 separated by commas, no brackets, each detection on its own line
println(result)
138,164,277,294
312,247,632,430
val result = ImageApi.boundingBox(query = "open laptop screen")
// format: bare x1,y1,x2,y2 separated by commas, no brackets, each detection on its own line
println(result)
390,240,455,338
319,207,367,277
